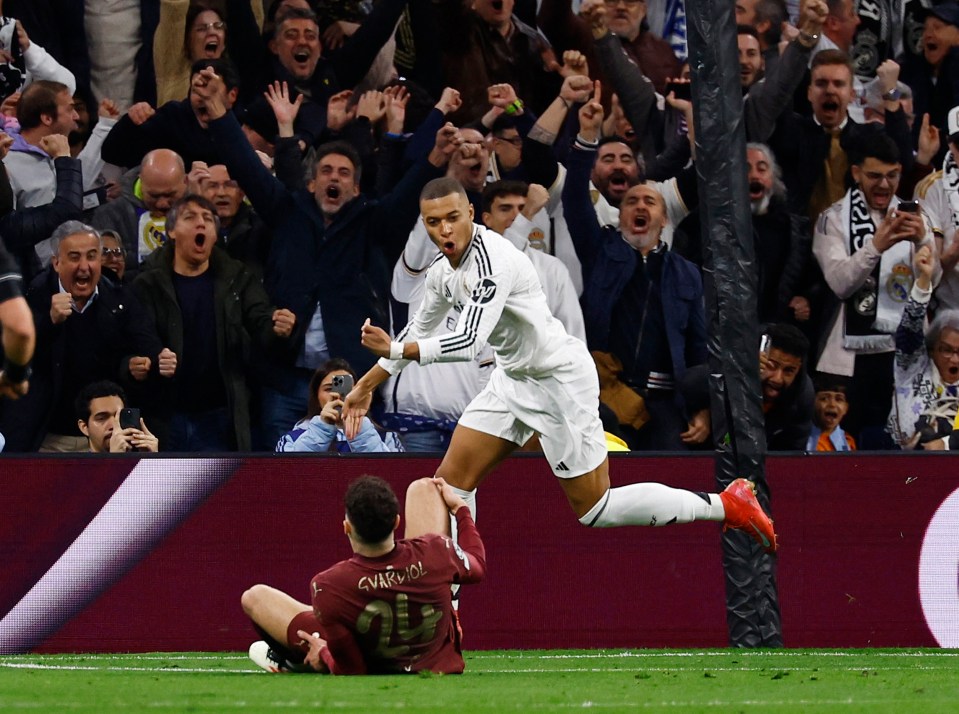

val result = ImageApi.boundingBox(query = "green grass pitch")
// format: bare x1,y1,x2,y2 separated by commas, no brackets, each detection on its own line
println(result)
1,649,957,712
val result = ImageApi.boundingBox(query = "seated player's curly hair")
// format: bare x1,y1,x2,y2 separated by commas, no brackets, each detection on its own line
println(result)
344,475,400,544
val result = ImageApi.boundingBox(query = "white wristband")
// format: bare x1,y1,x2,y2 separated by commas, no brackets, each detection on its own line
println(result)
389,342,404,360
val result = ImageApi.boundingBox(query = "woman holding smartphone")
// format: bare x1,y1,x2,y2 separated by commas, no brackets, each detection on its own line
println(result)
275,358,403,453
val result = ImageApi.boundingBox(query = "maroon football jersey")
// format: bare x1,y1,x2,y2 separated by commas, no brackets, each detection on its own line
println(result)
312,508,485,674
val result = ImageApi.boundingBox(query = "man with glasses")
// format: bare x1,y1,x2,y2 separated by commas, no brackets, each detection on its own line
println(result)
195,163,270,277
487,115,525,183
99,231,126,283
813,133,937,448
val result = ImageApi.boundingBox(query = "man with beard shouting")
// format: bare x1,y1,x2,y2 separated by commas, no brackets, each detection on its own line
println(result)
562,88,706,451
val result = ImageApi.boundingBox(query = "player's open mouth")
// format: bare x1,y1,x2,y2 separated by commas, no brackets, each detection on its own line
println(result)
442,240,456,253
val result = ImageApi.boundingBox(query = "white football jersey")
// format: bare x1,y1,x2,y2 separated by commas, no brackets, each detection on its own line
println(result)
379,225,581,379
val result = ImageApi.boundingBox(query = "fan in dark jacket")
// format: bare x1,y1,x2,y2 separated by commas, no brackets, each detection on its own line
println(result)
132,195,296,452
0,221,163,452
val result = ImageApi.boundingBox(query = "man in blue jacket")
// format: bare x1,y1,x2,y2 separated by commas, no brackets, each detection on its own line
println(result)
563,93,707,451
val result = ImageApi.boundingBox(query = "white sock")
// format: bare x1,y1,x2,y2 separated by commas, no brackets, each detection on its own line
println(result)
447,485,477,545
579,484,724,528
447,486,476,610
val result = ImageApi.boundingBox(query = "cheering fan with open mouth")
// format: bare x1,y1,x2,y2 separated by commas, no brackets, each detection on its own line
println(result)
154,1,263,107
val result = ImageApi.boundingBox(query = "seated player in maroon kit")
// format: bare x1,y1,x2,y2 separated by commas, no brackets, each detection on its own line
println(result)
241,475,484,674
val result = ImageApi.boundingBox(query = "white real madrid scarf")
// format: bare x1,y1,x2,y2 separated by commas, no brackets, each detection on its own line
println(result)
841,188,912,351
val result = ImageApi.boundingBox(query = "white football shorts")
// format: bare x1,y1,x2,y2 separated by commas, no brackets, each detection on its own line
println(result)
457,352,607,478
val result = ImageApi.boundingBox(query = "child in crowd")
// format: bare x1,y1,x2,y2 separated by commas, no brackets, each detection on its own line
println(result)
806,374,856,452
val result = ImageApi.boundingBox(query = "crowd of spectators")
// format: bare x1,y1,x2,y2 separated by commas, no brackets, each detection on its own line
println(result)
1,0,959,455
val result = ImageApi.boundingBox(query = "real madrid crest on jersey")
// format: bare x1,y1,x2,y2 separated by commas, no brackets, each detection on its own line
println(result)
527,227,546,252
137,212,168,262
886,262,913,302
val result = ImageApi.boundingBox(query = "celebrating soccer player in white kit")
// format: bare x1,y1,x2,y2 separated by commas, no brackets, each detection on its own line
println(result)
344,177,777,552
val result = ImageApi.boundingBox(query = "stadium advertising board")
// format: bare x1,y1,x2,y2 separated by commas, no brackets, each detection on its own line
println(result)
0,454,954,652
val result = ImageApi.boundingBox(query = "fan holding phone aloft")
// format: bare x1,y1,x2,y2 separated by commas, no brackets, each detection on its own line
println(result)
274,359,402,453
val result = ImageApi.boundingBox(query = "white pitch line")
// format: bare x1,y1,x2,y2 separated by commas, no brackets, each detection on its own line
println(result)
2,661,955,676
474,665,952,674
0,662,259,674
0,654,249,661
469,650,959,659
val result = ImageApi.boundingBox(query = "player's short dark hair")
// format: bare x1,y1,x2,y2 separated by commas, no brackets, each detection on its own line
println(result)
420,177,467,203
765,323,809,362
17,80,70,130
190,58,240,92
812,372,850,395
306,358,357,418
853,133,901,167
810,49,854,77
312,141,362,184
166,194,221,235
75,380,127,422
345,475,400,544
482,180,529,213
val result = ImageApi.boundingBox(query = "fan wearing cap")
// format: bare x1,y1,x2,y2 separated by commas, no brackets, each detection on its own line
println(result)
913,105,959,312
901,2,959,165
